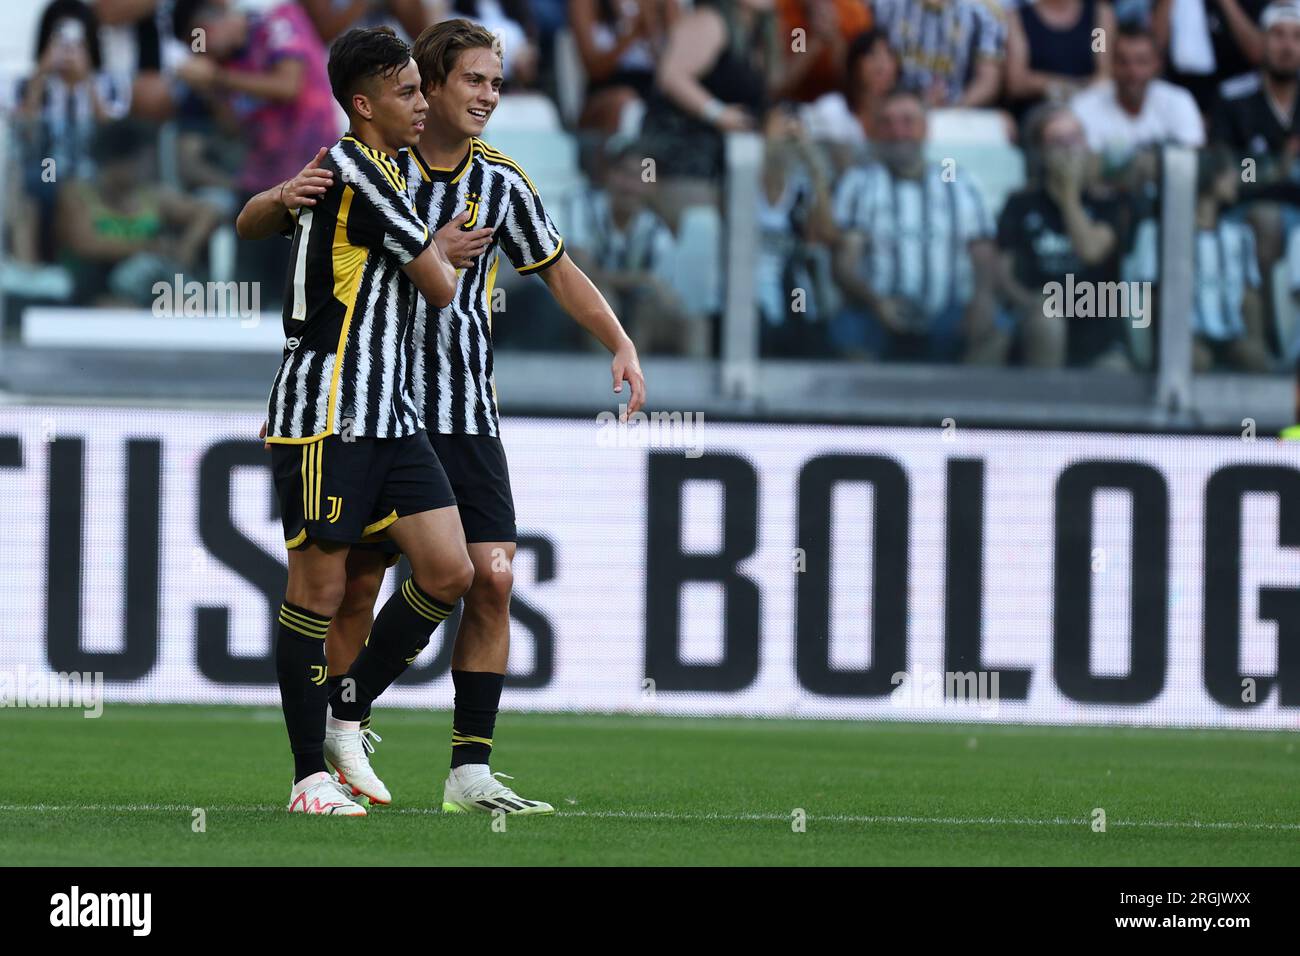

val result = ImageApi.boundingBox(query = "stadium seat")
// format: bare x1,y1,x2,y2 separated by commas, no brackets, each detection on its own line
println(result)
674,204,724,317
928,108,1013,146
924,109,1024,216
924,140,1026,223
482,123,583,208
487,93,563,132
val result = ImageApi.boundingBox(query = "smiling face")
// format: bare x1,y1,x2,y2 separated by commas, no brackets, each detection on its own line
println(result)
360,57,427,148
424,46,503,140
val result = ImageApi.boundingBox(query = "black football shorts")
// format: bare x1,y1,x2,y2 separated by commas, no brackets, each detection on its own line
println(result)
271,429,457,550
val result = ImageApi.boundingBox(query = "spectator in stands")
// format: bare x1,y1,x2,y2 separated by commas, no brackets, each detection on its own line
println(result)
92,0,183,119
56,120,220,306
774,0,873,104
1212,0,1300,166
299,0,431,43
868,0,1006,108
1129,147,1273,369
798,27,899,154
997,104,1135,367
11,0,130,263
570,0,679,133
830,89,1000,362
1155,0,1266,112
1069,24,1205,157
1192,147,1273,369
1005,0,1116,119
171,0,340,298
641,0,783,229
562,140,704,354
431,1,540,86
1210,1,1300,327
756,106,838,357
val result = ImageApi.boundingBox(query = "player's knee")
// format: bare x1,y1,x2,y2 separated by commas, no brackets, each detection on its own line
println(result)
446,555,476,600
468,563,513,613
292,580,347,619
412,554,474,604
338,575,383,619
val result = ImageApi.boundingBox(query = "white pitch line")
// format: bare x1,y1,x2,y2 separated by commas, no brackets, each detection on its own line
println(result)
0,805,1295,831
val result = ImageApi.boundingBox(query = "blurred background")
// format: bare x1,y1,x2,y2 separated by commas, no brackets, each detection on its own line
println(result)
4,0,1300,423
1,0,1299,729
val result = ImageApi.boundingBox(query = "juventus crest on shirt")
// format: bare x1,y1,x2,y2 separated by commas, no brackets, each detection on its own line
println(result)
404,137,565,437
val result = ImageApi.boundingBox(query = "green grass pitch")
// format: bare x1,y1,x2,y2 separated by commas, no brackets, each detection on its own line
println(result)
1,705,1296,865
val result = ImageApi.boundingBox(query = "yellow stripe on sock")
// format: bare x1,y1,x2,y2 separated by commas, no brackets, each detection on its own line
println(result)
279,614,329,640
279,605,330,635
402,579,450,623
451,733,493,746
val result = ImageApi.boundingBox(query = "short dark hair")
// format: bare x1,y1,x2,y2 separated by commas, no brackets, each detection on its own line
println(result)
1116,22,1158,48
170,0,223,45
844,29,897,110
35,0,102,70
412,18,502,94
327,26,413,116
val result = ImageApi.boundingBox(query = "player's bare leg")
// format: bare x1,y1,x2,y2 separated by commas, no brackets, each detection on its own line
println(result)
324,549,388,799
325,507,474,803
442,542,554,815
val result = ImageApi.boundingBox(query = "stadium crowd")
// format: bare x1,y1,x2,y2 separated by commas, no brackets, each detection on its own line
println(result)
6,0,1300,373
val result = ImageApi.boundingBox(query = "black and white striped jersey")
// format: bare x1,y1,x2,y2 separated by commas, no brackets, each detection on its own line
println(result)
832,160,994,319
405,137,565,437
265,135,431,443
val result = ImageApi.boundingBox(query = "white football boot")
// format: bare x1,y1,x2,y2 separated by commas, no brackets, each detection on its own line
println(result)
441,766,555,815
287,771,367,816
324,713,392,805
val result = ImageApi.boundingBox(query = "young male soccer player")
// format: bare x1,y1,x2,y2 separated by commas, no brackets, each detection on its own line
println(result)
292,19,648,815
236,26,470,815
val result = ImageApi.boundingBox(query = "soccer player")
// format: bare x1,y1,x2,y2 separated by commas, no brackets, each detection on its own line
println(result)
236,26,470,815
315,19,647,815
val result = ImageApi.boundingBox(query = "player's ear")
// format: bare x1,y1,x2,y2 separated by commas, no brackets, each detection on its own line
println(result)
351,92,373,122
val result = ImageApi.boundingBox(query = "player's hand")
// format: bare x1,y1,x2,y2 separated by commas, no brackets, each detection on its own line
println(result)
434,210,494,269
177,55,218,91
258,420,269,450
281,148,333,210
714,105,754,132
611,341,646,420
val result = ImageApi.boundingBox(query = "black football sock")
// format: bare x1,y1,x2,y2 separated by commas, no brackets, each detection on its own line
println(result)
275,602,332,783
327,674,371,728
450,670,505,768
329,577,453,721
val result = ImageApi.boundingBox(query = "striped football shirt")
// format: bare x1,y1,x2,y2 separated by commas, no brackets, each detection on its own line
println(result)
832,160,994,319
405,137,564,437
265,134,431,443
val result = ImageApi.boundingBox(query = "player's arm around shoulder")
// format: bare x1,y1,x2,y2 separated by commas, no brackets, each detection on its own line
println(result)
235,146,335,241
540,252,646,415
